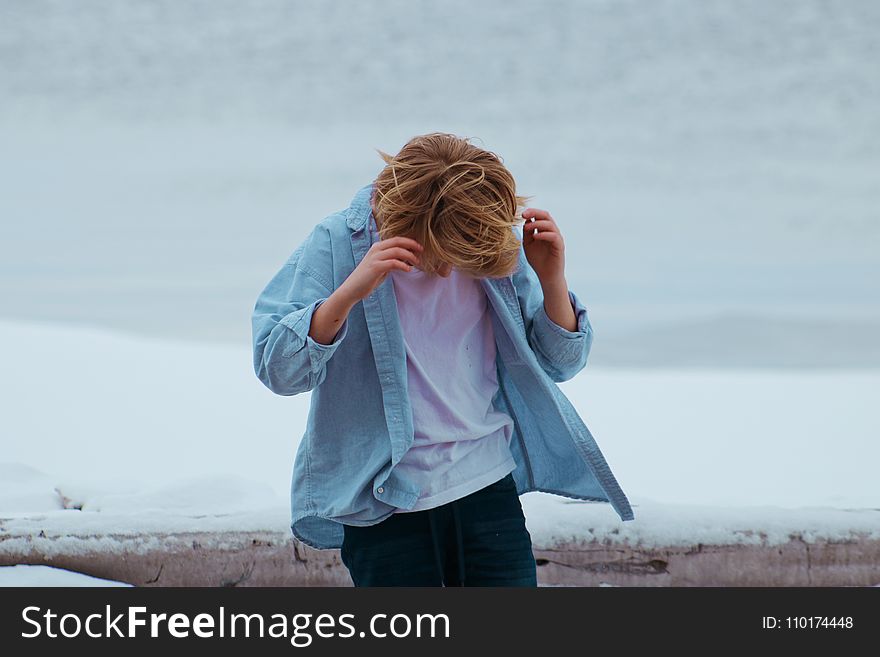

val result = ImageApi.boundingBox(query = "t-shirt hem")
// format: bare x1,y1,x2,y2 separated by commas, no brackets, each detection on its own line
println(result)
393,454,517,513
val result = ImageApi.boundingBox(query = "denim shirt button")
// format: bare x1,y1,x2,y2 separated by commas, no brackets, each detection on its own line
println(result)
376,486,384,494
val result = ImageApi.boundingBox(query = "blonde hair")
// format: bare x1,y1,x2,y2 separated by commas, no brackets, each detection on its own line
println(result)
372,132,531,279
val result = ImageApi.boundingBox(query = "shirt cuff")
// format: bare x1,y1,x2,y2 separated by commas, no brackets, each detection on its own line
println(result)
278,297,349,372
532,289,590,360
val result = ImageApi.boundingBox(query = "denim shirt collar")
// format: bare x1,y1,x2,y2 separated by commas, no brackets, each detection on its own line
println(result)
345,182,375,232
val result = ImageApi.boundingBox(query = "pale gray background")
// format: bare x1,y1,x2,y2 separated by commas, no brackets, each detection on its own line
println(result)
2,0,878,367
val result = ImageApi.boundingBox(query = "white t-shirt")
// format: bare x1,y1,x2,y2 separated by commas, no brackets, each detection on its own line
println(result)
367,216,516,513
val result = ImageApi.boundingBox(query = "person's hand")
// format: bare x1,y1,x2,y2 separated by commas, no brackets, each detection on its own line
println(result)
341,236,424,302
521,208,566,285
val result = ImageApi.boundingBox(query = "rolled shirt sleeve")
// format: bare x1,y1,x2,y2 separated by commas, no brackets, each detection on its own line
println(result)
252,226,350,397
279,297,350,374
528,287,593,382
510,232,594,382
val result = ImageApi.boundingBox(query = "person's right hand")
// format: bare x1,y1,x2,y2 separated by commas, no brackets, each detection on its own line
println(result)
342,236,424,302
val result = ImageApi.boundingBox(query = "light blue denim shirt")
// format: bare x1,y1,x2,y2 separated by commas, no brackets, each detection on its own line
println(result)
252,182,634,550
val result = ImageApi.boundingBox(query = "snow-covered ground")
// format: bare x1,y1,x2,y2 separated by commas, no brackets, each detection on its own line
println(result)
2,318,877,515
1,316,877,585
0,565,131,587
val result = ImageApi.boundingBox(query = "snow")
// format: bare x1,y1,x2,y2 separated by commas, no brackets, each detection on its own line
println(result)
0,464,64,516
2,319,877,513
0,319,299,506
0,565,131,587
520,496,880,549
1,318,878,565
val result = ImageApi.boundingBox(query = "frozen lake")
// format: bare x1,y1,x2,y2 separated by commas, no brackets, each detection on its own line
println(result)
1,0,878,367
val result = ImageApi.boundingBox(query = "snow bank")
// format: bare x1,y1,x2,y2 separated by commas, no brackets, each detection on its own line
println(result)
1,319,878,585
2,318,877,514
0,564,131,587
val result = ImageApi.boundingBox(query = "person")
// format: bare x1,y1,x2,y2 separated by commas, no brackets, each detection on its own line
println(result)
251,132,634,587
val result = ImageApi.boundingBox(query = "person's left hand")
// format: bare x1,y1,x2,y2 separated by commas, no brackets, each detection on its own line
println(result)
521,208,566,285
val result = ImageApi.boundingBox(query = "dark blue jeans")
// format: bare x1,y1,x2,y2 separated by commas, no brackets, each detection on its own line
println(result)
340,472,538,587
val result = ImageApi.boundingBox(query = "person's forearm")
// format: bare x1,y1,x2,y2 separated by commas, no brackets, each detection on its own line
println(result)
309,284,359,345
540,275,577,332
